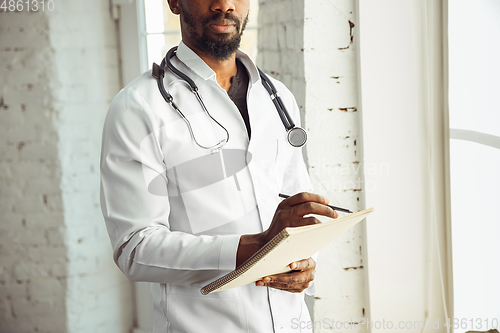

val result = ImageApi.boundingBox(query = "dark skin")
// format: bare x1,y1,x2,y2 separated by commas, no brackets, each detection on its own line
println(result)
167,0,339,293
167,0,246,91
243,193,338,292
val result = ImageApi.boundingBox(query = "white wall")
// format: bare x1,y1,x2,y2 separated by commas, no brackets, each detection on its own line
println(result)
0,9,68,333
0,2,134,332
259,1,368,331
303,1,368,330
49,1,134,331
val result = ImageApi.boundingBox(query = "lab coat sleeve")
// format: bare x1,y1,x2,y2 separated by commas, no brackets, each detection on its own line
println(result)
277,90,318,295
100,87,241,287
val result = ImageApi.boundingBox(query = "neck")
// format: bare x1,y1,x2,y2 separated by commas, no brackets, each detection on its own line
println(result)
183,41,238,92
203,54,238,92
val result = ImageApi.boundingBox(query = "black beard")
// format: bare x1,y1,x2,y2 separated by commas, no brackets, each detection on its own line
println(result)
181,6,249,61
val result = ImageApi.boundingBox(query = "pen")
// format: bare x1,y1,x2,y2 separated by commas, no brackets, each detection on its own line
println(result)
278,193,353,214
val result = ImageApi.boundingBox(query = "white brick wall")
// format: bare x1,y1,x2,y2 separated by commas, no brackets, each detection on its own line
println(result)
258,0,306,117
0,9,67,333
258,1,368,331
0,1,133,332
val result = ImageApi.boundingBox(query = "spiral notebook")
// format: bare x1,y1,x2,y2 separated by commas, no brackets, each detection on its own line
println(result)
201,207,374,295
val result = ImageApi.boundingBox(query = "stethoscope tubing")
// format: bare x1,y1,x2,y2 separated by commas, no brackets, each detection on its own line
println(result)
152,46,307,149
154,50,229,151
257,68,295,131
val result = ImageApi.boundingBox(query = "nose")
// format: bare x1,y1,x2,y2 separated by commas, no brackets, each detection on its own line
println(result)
210,0,235,13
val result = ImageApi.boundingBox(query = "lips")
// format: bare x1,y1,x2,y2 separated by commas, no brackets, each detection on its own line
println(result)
207,19,237,34
210,24,236,34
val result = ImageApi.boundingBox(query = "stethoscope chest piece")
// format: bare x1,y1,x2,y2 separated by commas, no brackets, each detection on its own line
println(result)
287,127,308,147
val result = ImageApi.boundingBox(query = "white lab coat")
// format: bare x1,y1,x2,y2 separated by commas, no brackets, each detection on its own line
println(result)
100,41,314,333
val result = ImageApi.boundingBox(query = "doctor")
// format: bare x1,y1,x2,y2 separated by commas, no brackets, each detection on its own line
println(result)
100,0,338,332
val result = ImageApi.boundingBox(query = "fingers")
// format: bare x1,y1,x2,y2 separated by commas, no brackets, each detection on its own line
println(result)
290,257,316,271
292,202,337,219
279,192,329,208
255,271,313,293
280,192,337,220
258,282,311,293
255,258,316,293
264,192,337,245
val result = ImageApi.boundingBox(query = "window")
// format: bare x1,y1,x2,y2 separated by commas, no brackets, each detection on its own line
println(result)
448,0,500,328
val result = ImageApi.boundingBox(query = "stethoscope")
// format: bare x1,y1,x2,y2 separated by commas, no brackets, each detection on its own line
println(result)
152,46,308,152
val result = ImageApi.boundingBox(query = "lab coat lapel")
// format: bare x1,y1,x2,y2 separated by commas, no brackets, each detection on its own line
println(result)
174,42,281,232
175,41,216,81
246,81,282,232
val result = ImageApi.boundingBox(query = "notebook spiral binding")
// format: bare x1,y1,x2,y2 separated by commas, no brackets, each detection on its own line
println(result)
200,229,291,295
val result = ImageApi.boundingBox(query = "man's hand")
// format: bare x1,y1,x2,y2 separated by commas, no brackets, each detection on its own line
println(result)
236,192,338,269
261,192,338,245
255,257,316,293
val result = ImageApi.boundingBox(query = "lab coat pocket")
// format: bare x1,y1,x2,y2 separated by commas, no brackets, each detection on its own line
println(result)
182,175,246,234
166,285,246,332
